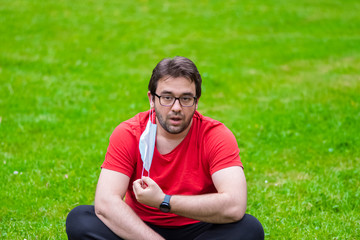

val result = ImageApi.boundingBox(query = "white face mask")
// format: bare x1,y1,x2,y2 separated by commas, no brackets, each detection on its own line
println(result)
139,109,157,177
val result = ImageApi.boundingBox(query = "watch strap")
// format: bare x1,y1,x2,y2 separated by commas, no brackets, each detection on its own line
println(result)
164,194,171,204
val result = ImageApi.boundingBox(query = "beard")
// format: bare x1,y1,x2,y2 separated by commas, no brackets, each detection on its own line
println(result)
154,107,195,134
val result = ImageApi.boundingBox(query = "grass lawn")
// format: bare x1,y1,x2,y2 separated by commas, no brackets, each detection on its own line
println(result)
1,0,359,239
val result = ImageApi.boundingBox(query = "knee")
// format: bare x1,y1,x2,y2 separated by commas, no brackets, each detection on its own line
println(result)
241,214,265,240
66,205,94,239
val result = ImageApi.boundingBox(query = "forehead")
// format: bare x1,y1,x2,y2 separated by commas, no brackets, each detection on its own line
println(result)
157,77,196,95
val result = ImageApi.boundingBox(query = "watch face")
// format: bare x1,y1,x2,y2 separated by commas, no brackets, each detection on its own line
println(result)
160,202,171,213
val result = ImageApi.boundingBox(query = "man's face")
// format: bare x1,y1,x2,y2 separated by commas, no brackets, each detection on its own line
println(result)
150,76,198,135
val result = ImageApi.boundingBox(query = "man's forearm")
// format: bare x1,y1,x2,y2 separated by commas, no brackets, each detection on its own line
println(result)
95,198,164,240
132,169,247,224
169,192,246,224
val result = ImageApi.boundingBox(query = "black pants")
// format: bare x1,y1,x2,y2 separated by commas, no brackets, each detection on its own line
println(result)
66,205,264,240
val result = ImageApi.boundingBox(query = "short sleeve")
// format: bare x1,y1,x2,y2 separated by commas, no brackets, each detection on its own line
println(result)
205,124,243,175
101,123,138,177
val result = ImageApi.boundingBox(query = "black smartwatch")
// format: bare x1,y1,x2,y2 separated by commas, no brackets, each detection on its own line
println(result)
159,194,172,213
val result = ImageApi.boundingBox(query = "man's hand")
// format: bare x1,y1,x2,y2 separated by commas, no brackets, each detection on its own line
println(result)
133,177,165,209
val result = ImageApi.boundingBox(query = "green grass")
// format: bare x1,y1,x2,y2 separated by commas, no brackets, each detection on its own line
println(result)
1,0,359,239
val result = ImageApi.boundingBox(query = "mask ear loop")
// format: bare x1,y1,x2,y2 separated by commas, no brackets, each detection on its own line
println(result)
148,108,156,177
150,108,155,123
141,165,146,187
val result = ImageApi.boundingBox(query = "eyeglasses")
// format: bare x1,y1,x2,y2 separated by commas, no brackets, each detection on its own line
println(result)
153,93,197,107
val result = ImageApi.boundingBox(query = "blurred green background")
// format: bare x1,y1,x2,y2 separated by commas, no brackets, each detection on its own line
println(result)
1,0,359,239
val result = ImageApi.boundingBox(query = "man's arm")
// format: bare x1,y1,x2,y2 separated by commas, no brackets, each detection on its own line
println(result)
133,166,247,224
94,168,164,240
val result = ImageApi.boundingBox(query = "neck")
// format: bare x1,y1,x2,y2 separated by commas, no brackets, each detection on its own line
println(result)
155,119,193,155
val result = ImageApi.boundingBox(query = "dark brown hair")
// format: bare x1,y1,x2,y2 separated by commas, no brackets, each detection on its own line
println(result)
148,56,202,98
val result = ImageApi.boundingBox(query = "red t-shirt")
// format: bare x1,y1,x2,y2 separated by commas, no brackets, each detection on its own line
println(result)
102,110,243,227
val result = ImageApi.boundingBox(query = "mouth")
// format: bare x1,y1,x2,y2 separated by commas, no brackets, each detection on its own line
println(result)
169,116,183,125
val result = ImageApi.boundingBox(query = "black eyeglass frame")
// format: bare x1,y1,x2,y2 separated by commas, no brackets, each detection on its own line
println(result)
153,93,197,107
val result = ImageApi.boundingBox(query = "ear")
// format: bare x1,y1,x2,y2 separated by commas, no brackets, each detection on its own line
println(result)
147,91,154,108
195,97,200,110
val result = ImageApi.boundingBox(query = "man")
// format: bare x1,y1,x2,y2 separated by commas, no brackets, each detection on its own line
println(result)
66,56,264,240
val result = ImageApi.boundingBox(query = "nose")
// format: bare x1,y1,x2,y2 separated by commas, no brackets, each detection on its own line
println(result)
171,98,182,112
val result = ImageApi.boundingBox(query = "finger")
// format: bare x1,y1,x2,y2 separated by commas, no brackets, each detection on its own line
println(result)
141,177,155,186
135,178,143,184
133,179,143,194
139,178,148,188
133,179,141,188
